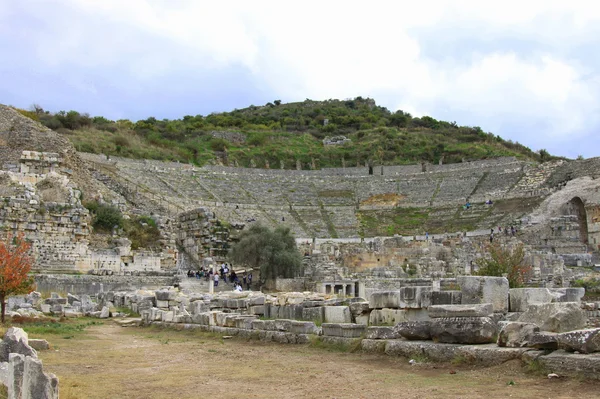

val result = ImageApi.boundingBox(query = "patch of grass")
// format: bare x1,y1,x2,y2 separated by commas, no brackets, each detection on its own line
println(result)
10,317,103,338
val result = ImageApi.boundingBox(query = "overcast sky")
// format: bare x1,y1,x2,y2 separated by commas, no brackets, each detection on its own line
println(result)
1,0,599,159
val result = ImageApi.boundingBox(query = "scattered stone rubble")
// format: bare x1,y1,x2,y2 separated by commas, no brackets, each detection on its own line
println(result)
8,275,600,380
0,327,57,399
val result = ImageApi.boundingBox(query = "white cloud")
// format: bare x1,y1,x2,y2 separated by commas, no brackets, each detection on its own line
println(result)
3,0,600,156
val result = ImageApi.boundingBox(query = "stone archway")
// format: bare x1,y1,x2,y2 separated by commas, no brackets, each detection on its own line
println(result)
568,197,589,244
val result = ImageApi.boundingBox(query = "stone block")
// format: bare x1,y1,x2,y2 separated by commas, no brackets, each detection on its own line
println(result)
280,304,304,320
234,316,257,329
64,310,83,318
207,311,220,326
369,308,429,326
430,291,462,305
384,340,461,363
267,305,281,319
399,286,432,309
216,312,239,327
40,304,51,314
251,320,268,330
21,356,59,399
428,303,493,318
224,315,241,327
156,300,169,309
518,302,587,332
162,311,174,322
349,302,370,316
322,323,366,338
509,288,554,312
99,306,110,319
355,315,370,325
8,353,25,399
155,289,176,301
50,304,64,315
249,305,265,315
27,340,49,352
289,321,317,334
8,296,26,311
323,306,351,323
248,296,265,306
497,322,539,348
558,328,600,353
2,328,37,362
457,276,509,313
274,319,293,332
368,291,400,309
537,350,600,379
393,321,432,340
190,301,210,315
549,287,585,303
430,317,497,344
365,326,400,340
302,307,324,323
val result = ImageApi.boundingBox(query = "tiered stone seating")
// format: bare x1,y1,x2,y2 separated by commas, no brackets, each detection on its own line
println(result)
79,152,561,238
433,172,484,206
325,206,359,238
470,168,523,202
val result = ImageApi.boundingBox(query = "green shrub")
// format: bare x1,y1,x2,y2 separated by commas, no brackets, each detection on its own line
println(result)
209,138,228,152
124,215,161,250
84,201,123,231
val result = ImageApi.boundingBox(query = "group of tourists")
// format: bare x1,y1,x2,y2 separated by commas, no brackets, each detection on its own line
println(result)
489,225,519,243
187,263,252,291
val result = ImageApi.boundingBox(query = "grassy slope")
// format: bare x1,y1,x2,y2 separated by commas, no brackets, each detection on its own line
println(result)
18,98,551,169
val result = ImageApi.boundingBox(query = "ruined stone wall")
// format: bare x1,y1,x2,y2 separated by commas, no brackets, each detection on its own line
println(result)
0,198,92,272
34,274,176,296
177,208,231,267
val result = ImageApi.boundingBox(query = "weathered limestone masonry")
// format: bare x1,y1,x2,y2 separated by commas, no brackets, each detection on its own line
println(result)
29,277,590,378
177,208,232,267
5,277,600,378
302,233,581,300
33,274,176,296
0,151,166,274
0,150,93,273
0,327,58,399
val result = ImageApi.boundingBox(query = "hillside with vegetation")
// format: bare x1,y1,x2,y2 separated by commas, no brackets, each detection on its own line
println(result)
15,98,555,169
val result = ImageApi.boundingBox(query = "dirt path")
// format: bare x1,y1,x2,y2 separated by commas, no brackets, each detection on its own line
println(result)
37,322,600,399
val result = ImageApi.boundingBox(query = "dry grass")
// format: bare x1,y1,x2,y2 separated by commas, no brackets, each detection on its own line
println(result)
30,322,600,399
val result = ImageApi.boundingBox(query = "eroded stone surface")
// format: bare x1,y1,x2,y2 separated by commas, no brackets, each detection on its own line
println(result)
518,302,586,332
497,322,539,348
430,317,497,344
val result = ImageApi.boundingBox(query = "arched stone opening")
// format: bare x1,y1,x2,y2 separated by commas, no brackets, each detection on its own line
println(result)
568,197,589,244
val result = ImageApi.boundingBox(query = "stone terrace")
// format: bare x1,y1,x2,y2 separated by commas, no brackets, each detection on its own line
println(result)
80,154,581,238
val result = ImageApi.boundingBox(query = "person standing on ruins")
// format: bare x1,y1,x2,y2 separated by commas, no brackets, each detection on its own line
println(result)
214,273,219,287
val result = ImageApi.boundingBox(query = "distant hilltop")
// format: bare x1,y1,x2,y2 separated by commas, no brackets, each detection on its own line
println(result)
8,98,561,170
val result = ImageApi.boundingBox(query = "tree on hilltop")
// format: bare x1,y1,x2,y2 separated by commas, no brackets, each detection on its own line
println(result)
0,233,35,323
229,224,302,286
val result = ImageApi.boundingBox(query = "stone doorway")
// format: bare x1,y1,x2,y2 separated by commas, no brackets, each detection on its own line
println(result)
567,197,589,244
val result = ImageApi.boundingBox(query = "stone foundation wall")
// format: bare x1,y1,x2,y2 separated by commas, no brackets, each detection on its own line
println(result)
34,274,176,296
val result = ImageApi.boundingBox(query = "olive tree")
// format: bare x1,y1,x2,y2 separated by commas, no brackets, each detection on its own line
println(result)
229,223,302,285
